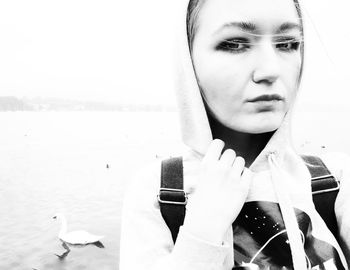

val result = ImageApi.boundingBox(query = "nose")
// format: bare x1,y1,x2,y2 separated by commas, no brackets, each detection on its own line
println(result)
252,42,280,84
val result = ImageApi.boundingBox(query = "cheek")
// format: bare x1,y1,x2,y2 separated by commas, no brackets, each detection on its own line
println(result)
194,54,248,103
284,60,302,99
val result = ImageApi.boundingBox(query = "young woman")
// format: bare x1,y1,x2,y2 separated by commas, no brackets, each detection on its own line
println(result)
120,0,350,269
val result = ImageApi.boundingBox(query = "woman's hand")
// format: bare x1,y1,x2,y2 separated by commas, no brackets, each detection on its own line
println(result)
183,139,252,245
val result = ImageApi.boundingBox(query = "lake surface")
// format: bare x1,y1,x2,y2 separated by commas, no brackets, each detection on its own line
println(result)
0,111,348,269
0,112,182,270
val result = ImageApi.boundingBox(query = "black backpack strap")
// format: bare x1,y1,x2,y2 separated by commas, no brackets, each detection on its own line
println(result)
301,155,340,238
158,157,186,243
158,155,340,243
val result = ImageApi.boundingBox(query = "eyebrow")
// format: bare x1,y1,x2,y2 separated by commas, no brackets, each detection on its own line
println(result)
217,22,257,34
214,21,302,35
277,22,302,33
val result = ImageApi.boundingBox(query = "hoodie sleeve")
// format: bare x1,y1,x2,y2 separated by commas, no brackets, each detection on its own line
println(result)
321,152,350,264
119,162,231,270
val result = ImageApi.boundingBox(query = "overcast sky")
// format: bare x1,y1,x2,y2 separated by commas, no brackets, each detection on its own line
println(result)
0,0,349,106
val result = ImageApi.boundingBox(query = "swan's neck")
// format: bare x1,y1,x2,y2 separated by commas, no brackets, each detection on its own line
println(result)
59,216,68,237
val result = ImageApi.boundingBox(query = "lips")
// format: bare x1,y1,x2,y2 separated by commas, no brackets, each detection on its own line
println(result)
247,94,284,102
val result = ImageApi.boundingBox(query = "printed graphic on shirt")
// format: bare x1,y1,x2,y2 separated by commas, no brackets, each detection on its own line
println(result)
232,201,345,270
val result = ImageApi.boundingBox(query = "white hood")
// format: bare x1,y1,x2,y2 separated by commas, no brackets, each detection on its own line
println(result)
120,2,350,268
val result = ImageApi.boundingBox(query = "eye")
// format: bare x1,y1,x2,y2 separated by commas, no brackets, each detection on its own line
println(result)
216,38,250,53
275,38,301,52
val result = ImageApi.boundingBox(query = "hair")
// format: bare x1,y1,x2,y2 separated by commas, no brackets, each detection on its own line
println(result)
186,0,206,53
186,0,305,82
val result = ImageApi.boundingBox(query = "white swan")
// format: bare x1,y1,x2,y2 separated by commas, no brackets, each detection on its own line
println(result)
53,213,104,245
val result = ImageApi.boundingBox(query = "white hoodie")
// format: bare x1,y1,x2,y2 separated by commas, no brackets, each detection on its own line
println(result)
119,0,350,269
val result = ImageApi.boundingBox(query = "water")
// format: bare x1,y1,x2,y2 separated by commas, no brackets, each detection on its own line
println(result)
0,111,348,269
0,112,181,270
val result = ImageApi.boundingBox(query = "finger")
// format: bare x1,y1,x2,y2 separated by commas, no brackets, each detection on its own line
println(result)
202,139,225,164
230,156,245,176
220,149,236,166
240,168,253,187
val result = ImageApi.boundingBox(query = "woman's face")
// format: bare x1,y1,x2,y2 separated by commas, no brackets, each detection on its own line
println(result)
192,0,302,133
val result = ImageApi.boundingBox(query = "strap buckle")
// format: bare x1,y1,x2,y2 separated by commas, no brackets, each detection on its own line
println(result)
311,174,340,195
157,188,188,205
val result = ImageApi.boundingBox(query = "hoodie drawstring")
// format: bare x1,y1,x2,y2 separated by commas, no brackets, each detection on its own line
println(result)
268,153,308,270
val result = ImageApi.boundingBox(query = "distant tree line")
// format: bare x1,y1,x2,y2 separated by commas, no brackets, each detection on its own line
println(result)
0,96,33,111
0,96,176,112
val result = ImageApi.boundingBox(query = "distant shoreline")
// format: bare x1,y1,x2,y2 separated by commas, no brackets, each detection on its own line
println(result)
0,96,176,112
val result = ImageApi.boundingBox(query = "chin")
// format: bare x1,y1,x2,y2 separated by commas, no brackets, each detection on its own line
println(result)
227,113,284,134
244,124,280,134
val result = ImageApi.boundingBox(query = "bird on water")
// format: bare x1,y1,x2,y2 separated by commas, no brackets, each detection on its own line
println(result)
53,213,104,258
